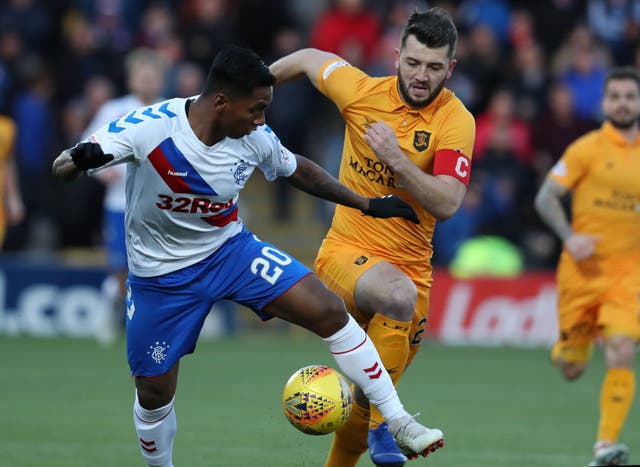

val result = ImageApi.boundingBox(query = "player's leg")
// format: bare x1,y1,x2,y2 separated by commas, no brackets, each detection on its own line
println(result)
134,363,179,467
226,231,442,459
356,263,423,467
600,334,636,440
551,340,591,380
324,387,371,467
126,265,215,467
551,259,598,381
567,259,639,466
588,334,634,466
591,287,639,467
366,288,429,466
595,266,640,453
588,333,634,466
315,243,421,466
265,274,443,459
314,245,374,466
355,261,416,397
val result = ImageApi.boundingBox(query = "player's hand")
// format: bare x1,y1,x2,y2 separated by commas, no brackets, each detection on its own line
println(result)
564,233,600,261
70,142,114,170
362,195,419,223
364,122,405,167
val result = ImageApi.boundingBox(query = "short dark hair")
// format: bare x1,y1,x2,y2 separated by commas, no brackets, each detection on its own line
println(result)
400,7,458,59
605,66,640,93
202,45,275,97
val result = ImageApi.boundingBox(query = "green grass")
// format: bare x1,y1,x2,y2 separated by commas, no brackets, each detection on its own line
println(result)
0,333,638,466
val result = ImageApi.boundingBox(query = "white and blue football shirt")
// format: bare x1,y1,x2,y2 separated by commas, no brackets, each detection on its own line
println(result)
83,94,154,212
87,96,297,277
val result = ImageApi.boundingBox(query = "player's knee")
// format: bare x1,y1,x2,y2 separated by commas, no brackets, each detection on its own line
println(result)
604,335,636,368
136,377,174,409
377,282,416,321
311,293,350,336
560,362,586,381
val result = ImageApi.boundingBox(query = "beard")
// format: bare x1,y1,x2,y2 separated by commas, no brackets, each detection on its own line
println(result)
397,71,446,109
607,113,639,130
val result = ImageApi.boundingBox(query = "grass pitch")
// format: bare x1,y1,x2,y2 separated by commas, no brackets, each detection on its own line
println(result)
1,331,637,467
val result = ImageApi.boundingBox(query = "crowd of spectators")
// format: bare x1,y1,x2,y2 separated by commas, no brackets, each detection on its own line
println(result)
1,0,640,271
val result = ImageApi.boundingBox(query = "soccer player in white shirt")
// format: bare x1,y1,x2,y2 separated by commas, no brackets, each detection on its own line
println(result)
52,45,439,466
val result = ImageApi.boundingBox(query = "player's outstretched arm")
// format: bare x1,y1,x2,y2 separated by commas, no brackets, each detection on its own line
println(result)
269,48,340,88
52,149,82,181
287,154,418,223
534,176,573,242
52,142,114,182
534,176,599,261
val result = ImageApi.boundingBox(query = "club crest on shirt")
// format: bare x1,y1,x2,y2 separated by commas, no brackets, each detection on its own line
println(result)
354,255,368,265
233,161,249,184
413,131,431,152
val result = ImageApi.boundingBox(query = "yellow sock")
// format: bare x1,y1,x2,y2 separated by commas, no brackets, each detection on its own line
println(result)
597,368,635,442
366,313,411,428
324,400,369,467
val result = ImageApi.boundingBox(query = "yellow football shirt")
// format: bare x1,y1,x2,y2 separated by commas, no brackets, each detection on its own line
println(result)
316,59,475,265
550,121,640,258
0,115,16,238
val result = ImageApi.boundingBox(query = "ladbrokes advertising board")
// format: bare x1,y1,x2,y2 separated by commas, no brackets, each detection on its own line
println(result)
427,270,558,346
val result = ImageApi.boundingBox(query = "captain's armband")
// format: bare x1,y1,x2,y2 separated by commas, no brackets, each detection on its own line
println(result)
433,149,471,185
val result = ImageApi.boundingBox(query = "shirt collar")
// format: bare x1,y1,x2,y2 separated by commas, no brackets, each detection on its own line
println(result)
602,121,640,146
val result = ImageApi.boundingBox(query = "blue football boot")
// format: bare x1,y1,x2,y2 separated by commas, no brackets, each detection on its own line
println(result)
368,422,408,467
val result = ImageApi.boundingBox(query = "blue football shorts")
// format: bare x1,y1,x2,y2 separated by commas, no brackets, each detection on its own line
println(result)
125,227,311,376
103,209,128,271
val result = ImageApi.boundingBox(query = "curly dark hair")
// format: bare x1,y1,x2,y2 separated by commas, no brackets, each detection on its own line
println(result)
202,45,275,97
400,7,458,59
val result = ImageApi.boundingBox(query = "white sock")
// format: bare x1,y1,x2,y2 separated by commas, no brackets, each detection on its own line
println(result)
323,314,407,422
133,394,176,467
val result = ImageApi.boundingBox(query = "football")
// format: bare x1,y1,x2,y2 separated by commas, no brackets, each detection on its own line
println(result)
281,364,353,435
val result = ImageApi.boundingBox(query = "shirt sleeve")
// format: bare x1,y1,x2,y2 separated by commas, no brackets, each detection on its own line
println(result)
316,59,370,112
435,105,476,159
255,125,297,181
548,137,589,189
432,104,475,185
0,117,16,163
84,120,138,176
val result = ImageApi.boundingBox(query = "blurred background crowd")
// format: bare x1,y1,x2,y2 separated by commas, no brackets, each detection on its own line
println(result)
1,0,639,272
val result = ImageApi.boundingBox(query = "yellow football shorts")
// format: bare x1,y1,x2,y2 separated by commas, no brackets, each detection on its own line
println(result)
553,254,640,363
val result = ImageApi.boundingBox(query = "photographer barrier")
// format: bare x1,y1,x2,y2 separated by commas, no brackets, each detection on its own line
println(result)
0,257,558,345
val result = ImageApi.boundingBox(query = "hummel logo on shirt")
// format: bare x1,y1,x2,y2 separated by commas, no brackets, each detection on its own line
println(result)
168,169,188,176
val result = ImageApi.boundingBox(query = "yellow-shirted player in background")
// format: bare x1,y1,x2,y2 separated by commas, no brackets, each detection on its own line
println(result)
535,67,640,467
0,115,24,249
270,8,475,466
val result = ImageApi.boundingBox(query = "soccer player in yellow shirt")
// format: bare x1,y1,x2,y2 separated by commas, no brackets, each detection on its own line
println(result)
535,67,640,467
0,115,24,249
270,8,475,466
